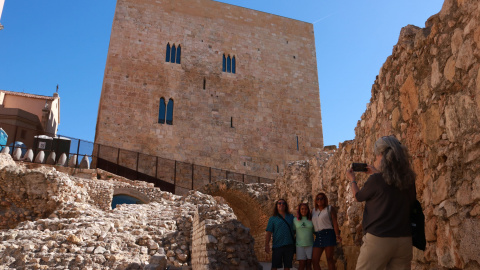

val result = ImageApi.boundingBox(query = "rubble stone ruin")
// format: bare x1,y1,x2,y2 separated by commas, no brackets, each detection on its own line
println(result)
1,0,480,269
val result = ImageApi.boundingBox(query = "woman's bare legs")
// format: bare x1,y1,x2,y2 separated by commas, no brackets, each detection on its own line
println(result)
306,259,312,270
299,259,313,270
324,246,336,270
312,247,324,270
298,260,306,270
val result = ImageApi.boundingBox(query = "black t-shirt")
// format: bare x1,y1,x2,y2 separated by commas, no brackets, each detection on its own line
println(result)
355,173,416,237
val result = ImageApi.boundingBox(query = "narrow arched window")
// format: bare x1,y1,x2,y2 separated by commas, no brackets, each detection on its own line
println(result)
171,45,176,63
165,44,171,62
222,54,226,72
176,45,181,64
227,55,231,73
166,99,174,125
158,98,166,124
232,56,236,74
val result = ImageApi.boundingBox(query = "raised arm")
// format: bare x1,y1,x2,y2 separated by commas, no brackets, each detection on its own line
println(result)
346,168,360,201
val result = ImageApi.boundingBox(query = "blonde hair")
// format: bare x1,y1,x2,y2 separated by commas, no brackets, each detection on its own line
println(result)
374,136,415,190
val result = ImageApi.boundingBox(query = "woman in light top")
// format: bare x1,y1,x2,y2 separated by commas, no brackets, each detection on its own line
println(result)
311,192,341,270
293,203,314,270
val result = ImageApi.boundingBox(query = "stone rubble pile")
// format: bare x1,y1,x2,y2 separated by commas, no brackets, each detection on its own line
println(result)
0,154,260,269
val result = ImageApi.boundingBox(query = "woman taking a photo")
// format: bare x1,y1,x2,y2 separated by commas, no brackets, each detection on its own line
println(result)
293,203,314,270
347,135,416,270
311,192,341,270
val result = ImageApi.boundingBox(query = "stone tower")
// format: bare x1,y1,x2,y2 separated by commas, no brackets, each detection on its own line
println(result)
95,0,323,190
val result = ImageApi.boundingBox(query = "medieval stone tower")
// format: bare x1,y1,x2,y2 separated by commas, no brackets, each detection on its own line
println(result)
95,0,323,191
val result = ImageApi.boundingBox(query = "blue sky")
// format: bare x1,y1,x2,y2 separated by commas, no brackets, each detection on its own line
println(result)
0,0,444,146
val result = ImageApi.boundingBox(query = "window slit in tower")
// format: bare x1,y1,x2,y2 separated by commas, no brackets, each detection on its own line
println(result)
231,117,233,128
166,99,174,125
203,78,206,90
222,54,226,72
158,97,166,124
296,136,299,151
176,45,181,64
165,43,171,62
171,45,176,63
232,56,236,74
227,56,231,73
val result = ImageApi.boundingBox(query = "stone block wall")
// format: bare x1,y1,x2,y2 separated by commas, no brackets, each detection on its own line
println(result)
200,180,274,263
276,0,480,268
191,207,261,270
191,212,210,269
95,0,323,181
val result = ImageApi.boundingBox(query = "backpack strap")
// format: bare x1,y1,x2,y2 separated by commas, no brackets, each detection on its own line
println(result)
279,215,295,244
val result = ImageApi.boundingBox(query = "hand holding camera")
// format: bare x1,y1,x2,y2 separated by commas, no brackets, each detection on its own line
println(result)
352,163,368,172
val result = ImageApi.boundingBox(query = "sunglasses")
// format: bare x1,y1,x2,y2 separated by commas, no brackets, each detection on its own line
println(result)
277,202,286,205
316,197,325,201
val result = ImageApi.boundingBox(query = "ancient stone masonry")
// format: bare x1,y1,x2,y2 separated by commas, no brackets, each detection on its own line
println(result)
3,0,480,269
95,0,323,182
200,180,274,263
0,154,261,269
276,0,480,269
191,207,261,270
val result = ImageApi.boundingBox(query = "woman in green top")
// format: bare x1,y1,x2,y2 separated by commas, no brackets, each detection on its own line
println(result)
294,203,315,270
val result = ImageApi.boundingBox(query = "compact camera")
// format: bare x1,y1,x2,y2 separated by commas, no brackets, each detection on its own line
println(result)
352,163,368,172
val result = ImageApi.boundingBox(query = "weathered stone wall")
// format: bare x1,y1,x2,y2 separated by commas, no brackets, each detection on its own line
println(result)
200,180,274,263
277,0,480,269
95,0,323,181
191,207,261,270
0,155,261,269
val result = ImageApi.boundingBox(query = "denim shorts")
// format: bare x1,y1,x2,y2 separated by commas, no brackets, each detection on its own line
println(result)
313,229,336,247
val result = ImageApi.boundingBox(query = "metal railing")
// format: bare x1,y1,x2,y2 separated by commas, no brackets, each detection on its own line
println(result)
93,143,275,193
0,122,275,193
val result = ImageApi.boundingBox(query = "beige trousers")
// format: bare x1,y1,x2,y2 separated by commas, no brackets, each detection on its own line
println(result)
356,233,413,270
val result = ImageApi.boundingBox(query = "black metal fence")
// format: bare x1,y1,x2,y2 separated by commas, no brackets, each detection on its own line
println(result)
93,143,275,193
0,123,274,193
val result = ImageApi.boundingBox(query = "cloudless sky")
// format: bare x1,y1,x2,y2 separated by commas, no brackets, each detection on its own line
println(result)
0,0,444,146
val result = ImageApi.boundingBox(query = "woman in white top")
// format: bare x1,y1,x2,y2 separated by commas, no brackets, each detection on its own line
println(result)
311,192,341,270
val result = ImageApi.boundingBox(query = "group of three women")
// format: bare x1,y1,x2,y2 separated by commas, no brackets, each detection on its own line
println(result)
265,192,341,270
294,193,341,270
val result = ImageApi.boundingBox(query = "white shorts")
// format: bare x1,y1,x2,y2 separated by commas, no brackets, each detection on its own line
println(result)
296,246,313,260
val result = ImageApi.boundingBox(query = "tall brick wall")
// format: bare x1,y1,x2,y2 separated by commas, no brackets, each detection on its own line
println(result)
95,0,323,181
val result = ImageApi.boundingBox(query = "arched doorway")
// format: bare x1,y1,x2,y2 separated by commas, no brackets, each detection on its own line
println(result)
112,188,150,209
200,180,272,262
111,194,144,209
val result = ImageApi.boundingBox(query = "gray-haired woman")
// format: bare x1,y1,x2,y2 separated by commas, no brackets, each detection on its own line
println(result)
346,135,416,270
